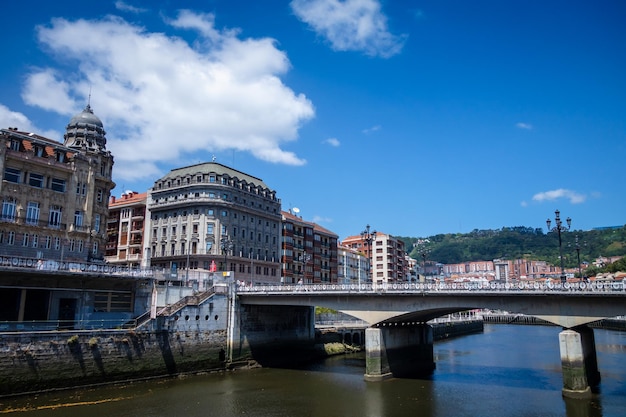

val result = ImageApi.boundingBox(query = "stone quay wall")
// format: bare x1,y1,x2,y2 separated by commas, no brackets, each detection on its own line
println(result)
0,327,228,397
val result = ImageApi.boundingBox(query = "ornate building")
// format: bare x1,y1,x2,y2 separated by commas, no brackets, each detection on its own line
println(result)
0,105,115,261
145,162,282,283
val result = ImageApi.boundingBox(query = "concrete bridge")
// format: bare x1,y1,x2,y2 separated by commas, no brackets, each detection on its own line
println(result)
235,281,626,399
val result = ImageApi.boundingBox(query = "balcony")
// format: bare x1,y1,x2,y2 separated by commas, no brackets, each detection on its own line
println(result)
0,214,68,231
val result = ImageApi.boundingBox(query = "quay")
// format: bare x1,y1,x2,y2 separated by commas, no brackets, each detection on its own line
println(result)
1,262,625,398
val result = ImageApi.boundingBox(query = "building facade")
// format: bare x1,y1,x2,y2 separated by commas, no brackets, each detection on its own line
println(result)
145,162,282,283
0,105,115,262
342,232,406,284
337,243,368,285
280,210,338,284
105,191,147,267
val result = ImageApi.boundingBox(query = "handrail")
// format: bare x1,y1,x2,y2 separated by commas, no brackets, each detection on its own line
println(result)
237,280,625,294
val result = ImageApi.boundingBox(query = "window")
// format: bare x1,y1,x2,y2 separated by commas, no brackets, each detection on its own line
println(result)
7,231,15,245
45,236,51,249
32,234,38,248
97,188,103,202
221,225,226,235
26,202,40,225
76,182,87,195
94,214,101,233
94,292,132,312
206,241,213,252
10,140,20,151
22,233,29,247
49,205,62,228
74,211,84,227
207,209,214,216
221,210,228,216
3,167,21,183
1,199,16,221
28,173,44,188
78,240,84,253
51,178,66,192
54,237,61,250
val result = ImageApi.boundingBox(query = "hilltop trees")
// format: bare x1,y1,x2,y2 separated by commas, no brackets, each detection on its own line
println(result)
398,225,626,268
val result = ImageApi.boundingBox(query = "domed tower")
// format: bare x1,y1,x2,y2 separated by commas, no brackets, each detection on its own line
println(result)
63,103,115,262
63,104,107,153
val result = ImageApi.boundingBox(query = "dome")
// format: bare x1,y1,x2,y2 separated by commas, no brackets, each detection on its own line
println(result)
69,104,104,127
64,104,107,152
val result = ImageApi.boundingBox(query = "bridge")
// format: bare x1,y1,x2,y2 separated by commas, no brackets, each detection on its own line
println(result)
236,280,625,327
235,281,625,399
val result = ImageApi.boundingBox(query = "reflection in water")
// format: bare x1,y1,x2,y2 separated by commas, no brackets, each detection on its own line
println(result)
1,325,625,417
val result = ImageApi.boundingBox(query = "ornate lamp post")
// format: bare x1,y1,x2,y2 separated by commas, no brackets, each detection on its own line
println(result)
573,235,585,281
361,224,376,284
220,235,233,272
546,210,571,283
420,251,427,282
301,251,311,284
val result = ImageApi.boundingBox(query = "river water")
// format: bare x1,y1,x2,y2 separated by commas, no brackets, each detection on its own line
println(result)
1,324,625,417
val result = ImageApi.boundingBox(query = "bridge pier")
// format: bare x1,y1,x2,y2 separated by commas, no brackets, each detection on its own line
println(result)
364,324,435,381
559,325,601,399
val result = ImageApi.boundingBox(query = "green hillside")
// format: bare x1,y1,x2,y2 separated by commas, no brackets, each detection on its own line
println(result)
398,225,626,273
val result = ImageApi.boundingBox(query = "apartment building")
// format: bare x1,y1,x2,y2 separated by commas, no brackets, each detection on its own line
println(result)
0,105,115,261
145,162,282,283
105,191,147,267
280,210,338,284
342,232,406,284
337,243,368,285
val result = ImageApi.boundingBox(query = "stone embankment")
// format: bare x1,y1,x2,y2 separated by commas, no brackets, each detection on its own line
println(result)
0,328,227,397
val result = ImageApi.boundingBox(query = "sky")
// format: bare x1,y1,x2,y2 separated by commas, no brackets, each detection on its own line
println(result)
1,0,625,241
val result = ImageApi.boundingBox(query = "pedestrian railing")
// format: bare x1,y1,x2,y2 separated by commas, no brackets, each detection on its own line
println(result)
237,280,625,294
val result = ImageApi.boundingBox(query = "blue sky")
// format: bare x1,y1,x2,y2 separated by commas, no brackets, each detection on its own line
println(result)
1,0,624,240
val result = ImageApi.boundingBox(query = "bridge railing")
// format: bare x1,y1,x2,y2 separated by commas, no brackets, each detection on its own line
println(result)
237,280,625,294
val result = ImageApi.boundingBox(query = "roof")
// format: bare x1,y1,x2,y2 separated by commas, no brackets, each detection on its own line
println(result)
1,128,65,147
281,210,338,238
109,191,148,207
157,161,271,190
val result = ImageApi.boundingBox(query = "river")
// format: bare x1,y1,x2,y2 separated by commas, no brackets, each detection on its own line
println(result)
1,324,625,416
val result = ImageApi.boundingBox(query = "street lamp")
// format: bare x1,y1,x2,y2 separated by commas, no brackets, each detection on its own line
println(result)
546,209,571,283
361,224,376,284
220,235,233,272
301,251,311,284
420,250,429,282
572,235,585,281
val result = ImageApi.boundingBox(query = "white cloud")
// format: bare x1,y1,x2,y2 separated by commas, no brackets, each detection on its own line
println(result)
362,124,381,134
290,0,406,58
532,189,586,204
324,137,340,147
312,215,333,224
516,122,533,130
114,1,147,14
22,11,315,182
0,104,61,139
